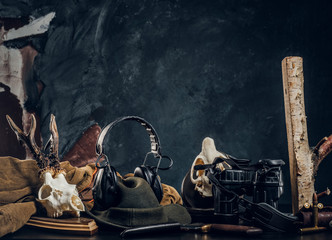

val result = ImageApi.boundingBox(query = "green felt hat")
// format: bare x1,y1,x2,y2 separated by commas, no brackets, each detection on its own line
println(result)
85,176,191,229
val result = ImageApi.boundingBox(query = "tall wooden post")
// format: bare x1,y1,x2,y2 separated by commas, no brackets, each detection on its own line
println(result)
282,56,332,214
282,57,313,214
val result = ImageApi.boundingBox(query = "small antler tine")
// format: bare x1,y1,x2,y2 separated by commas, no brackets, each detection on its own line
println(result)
48,114,60,171
49,114,59,157
28,114,41,155
6,115,24,137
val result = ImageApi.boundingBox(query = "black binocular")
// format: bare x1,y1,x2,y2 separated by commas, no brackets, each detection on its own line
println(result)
195,157,285,224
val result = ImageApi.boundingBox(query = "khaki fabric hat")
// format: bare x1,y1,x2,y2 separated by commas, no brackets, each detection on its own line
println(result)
85,176,191,229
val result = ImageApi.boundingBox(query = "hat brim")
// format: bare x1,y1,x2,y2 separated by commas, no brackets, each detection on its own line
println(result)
84,203,191,229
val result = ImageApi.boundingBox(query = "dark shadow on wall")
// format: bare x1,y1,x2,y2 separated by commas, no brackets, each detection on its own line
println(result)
0,83,25,159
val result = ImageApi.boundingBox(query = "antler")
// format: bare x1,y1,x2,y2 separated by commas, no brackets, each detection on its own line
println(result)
6,114,62,174
47,114,60,171
6,114,48,169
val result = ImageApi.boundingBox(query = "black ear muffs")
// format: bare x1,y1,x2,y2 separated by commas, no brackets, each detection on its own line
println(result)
134,165,163,202
92,116,173,210
92,164,120,210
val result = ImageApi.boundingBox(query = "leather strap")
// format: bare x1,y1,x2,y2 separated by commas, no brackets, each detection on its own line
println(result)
206,169,299,232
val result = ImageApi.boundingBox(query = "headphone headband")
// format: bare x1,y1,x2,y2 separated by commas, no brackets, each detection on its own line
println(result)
96,116,162,160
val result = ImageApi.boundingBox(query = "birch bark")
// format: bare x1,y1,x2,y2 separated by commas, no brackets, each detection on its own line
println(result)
282,57,332,214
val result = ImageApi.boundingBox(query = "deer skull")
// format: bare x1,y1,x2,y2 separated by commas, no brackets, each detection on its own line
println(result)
38,170,84,218
190,137,231,197
6,114,85,218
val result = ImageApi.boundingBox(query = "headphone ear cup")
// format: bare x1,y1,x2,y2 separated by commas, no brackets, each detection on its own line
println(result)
92,165,120,210
134,166,163,202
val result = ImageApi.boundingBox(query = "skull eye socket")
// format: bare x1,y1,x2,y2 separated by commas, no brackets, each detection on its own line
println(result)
71,195,84,211
194,158,205,178
40,185,52,199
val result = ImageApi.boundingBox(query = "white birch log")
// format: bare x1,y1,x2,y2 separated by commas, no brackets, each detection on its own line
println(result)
282,56,332,214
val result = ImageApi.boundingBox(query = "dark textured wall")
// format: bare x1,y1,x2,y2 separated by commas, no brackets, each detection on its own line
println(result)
1,0,332,205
